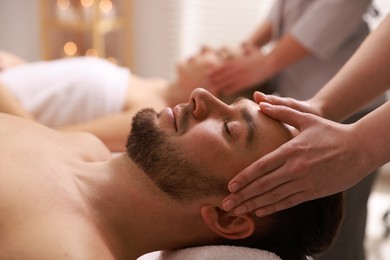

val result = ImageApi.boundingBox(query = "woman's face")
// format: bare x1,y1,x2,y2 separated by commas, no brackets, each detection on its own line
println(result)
176,46,225,90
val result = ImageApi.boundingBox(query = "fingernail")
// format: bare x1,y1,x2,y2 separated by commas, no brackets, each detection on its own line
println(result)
228,183,240,193
259,102,272,108
234,206,247,215
255,93,271,103
223,199,235,211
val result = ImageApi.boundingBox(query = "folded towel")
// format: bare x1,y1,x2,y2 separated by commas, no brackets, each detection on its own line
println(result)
138,246,281,260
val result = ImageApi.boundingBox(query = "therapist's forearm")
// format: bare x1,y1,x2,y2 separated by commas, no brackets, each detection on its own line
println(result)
310,14,390,122
245,21,273,47
264,34,311,79
352,101,390,174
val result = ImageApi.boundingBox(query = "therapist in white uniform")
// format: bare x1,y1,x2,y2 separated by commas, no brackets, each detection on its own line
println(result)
207,1,386,259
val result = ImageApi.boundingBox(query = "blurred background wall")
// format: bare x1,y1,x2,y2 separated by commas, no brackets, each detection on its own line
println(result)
0,0,389,80
0,0,284,80
0,1,41,61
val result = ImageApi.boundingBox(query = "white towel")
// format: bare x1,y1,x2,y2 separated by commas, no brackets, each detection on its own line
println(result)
0,57,130,127
138,246,281,260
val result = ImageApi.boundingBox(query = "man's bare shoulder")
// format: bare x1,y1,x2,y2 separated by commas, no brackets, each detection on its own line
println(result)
0,113,111,162
60,131,112,162
0,114,114,260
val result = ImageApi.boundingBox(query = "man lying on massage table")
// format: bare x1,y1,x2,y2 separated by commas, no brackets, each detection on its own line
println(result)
0,88,343,260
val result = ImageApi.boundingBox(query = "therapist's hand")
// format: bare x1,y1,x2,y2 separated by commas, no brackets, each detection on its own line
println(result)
207,44,272,96
222,102,369,217
253,92,323,117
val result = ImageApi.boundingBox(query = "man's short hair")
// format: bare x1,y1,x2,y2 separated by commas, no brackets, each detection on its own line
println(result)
217,193,344,260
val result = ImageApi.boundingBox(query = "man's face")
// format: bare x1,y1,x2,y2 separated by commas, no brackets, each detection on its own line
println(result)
127,88,292,201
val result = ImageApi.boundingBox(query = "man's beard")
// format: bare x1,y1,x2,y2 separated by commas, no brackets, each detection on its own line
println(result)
126,108,227,202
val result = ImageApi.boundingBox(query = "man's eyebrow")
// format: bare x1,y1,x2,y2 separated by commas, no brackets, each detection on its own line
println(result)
232,97,255,146
241,107,255,146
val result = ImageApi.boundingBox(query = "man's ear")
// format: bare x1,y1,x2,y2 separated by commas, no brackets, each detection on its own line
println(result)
200,204,255,240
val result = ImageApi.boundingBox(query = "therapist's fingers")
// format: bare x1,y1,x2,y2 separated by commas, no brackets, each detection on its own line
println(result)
254,190,309,217
227,144,288,194
233,180,306,216
209,76,240,93
207,61,234,78
254,92,299,106
255,92,321,117
225,105,308,193
207,64,237,89
258,102,313,130
223,105,315,212
222,80,249,96
223,161,295,212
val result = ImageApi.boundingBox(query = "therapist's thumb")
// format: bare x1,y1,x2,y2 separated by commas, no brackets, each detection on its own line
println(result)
259,102,309,130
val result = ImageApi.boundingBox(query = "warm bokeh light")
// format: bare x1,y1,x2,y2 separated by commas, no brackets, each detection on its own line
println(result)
99,0,113,13
85,48,99,56
80,0,94,8
57,0,70,10
64,41,78,56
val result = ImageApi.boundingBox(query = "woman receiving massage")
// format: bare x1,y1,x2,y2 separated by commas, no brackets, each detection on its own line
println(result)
0,48,238,152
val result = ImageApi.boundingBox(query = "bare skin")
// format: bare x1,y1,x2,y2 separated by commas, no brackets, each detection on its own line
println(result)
0,82,34,120
0,114,112,259
0,48,225,152
0,88,293,259
207,20,310,95
0,114,180,259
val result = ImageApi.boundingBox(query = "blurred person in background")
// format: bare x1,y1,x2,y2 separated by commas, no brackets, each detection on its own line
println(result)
0,47,230,152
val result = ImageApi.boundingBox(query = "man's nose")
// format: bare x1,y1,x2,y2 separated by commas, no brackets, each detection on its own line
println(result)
190,88,228,120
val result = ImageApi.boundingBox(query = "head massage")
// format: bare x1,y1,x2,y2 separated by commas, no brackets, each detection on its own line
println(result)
126,88,344,259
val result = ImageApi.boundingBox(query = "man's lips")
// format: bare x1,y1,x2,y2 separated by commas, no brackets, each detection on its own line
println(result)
172,105,180,131
158,107,177,131
166,107,177,131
